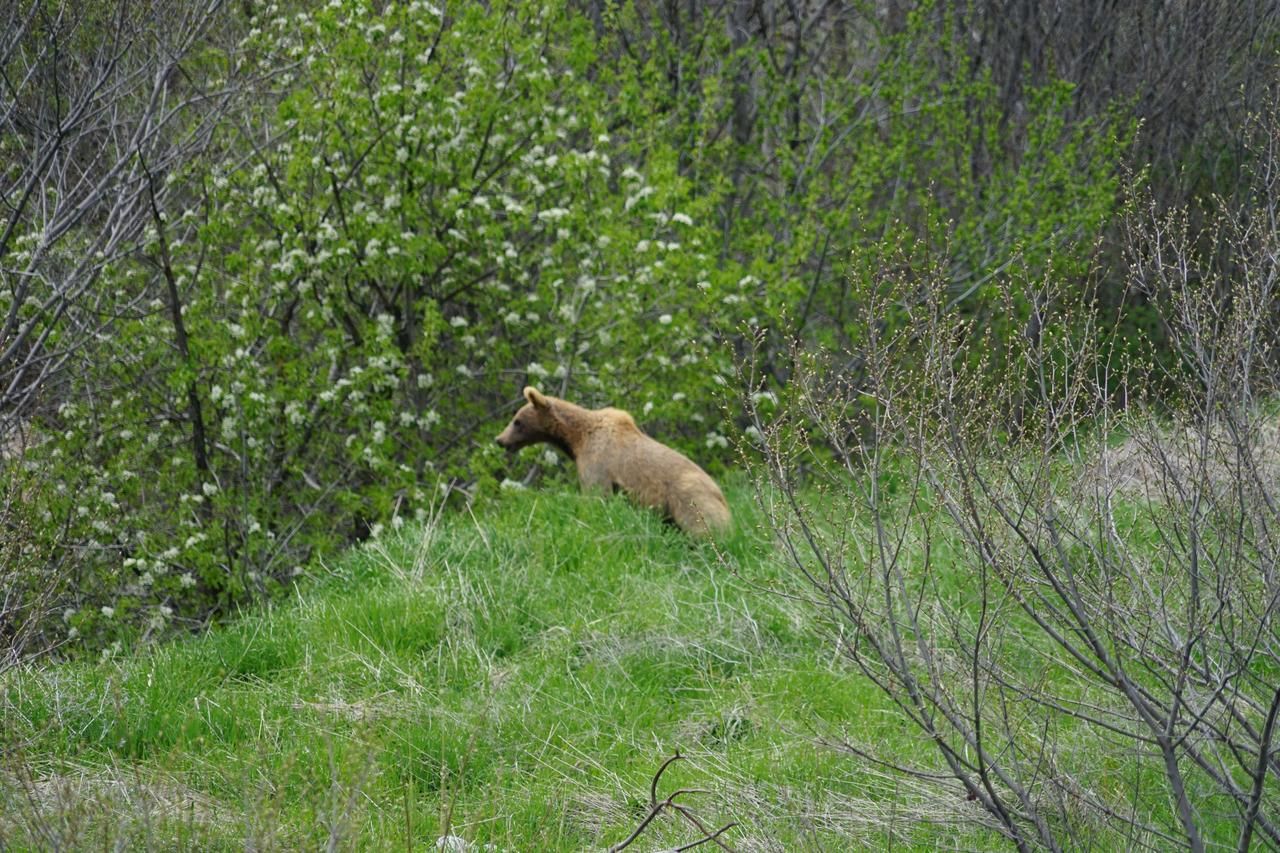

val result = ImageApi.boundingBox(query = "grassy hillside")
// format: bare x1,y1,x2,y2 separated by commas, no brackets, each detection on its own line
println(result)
0,482,1005,851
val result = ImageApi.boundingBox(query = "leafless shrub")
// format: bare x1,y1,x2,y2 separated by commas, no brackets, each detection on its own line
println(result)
744,106,1280,851
0,0,249,444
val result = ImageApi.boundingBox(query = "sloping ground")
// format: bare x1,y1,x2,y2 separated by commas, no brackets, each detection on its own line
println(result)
0,484,999,851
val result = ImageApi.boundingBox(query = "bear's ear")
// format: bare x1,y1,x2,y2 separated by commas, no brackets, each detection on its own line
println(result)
523,386,550,409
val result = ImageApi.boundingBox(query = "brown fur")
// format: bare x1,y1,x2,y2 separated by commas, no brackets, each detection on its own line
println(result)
495,387,732,538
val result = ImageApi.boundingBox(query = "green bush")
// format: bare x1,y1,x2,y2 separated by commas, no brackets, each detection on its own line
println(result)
22,0,758,649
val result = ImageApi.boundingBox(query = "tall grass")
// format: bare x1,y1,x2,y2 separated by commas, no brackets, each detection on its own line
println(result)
2,482,1013,850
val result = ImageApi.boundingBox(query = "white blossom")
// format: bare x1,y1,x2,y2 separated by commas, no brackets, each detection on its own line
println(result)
625,185,655,210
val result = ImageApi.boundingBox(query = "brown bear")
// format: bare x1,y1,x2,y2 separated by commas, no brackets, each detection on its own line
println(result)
495,387,732,538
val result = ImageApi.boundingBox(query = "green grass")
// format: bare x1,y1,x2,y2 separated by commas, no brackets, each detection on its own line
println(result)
5,470,1262,850
3,482,995,851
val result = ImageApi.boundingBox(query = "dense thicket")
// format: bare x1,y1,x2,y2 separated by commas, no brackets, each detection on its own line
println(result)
2,0,1276,654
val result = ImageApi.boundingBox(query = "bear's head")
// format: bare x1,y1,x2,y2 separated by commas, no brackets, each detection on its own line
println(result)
495,386,566,454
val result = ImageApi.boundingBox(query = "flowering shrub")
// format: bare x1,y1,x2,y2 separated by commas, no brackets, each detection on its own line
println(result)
20,0,757,648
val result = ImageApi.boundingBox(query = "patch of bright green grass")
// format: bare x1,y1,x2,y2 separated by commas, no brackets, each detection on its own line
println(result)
1,482,1012,850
